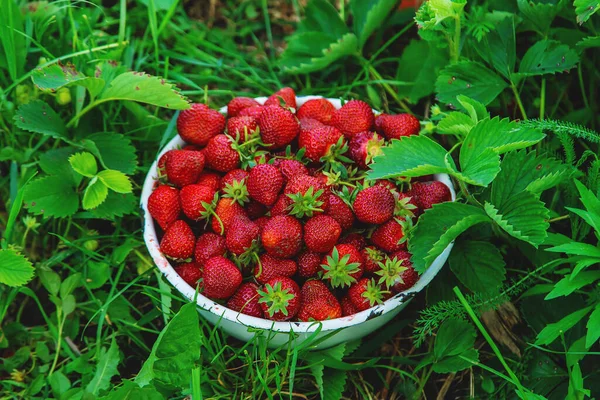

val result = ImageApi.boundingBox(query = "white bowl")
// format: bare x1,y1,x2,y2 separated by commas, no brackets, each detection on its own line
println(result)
141,96,456,349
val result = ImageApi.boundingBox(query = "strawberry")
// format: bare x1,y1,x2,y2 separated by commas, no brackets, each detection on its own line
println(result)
371,219,407,253
175,261,203,287
203,256,242,299
304,215,341,253
226,215,260,255
341,295,357,316
257,105,300,149
211,198,246,235
320,244,364,288
205,134,240,172
297,280,342,321
226,116,258,142
195,233,226,265
284,175,330,218
353,185,395,224
179,184,218,221
177,103,226,146
254,253,297,284
160,220,195,260
228,97,260,117
264,87,297,109
296,98,336,125
246,200,268,220
196,171,221,191
165,150,205,187
254,216,271,232
377,250,418,293
297,251,322,278
376,179,399,194
270,194,292,216
238,105,264,118
348,278,388,312
326,194,355,230
395,191,419,218
274,159,308,184
257,277,300,321
148,185,181,230
380,113,420,140
339,233,367,250
247,164,283,206
349,131,385,169
332,100,374,139
157,152,169,177
261,215,303,258
407,181,451,211
362,246,385,275
220,169,250,206
374,113,388,134
220,169,249,190
227,282,264,318
298,122,344,163
299,117,325,131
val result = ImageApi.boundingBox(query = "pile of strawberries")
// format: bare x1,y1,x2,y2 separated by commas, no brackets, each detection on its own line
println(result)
148,88,451,322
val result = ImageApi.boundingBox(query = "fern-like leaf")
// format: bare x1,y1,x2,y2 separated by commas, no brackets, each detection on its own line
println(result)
521,118,600,143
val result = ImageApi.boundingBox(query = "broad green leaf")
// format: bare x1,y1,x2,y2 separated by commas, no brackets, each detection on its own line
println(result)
136,303,201,388
39,147,80,185
545,271,600,299
299,0,349,37
449,240,506,293
437,112,475,135
454,147,501,186
97,170,133,193
574,0,600,24
585,304,600,348
435,61,508,106
90,192,137,220
478,16,516,79
546,242,600,258
86,338,121,395
456,95,489,122
87,133,138,174
518,40,579,76
60,273,82,298
577,36,600,48
49,370,71,398
69,152,98,177
567,362,591,399
409,202,491,272
62,294,76,315
0,249,34,287
86,261,111,289
100,72,190,110
434,317,476,359
100,381,163,400
428,0,467,22
24,175,79,218
517,0,566,34
571,258,600,279
535,306,593,346
352,0,398,48
32,63,105,98
83,179,109,210
433,348,479,373
38,269,61,296
484,191,550,247
13,100,67,139
367,135,454,180
568,180,600,234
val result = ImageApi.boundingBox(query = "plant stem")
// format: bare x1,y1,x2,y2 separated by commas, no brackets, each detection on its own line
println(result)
510,81,528,120
548,215,570,223
451,16,461,63
540,78,546,119
49,308,64,376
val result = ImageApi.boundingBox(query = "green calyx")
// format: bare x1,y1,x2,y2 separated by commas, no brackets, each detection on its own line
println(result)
227,132,268,169
365,134,385,164
375,256,408,289
362,279,388,307
396,217,413,245
365,247,384,263
200,192,224,234
287,187,324,218
395,195,418,219
321,247,361,288
223,179,249,206
257,281,295,317
320,136,352,170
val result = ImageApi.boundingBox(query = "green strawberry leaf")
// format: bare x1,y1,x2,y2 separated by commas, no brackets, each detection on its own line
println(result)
428,0,467,22
23,175,79,218
574,0,600,24
453,147,500,187
449,240,506,293
535,306,594,346
432,317,479,373
89,192,137,220
0,249,35,287
518,40,579,76
517,0,566,34
577,36,600,48
69,152,98,177
456,95,489,123
87,132,138,174
435,61,508,106
14,100,67,139
83,179,109,210
352,0,399,48
39,147,81,185
97,170,133,193
585,304,600,348
32,62,105,98
437,112,476,135
545,271,600,300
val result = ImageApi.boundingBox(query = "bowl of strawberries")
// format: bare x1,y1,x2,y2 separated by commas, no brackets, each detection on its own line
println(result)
141,89,455,349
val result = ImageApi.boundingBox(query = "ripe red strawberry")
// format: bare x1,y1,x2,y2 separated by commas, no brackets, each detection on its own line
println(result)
254,253,297,284
165,150,205,187
407,181,451,211
160,220,195,260
220,169,249,190
296,98,336,124
299,117,325,131
228,97,260,117
245,200,268,220
298,122,344,162
274,159,308,184
270,194,292,216
226,215,260,255
348,278,388,312
238,105,264,118
264,87,297,109
220,169,250,206
196,171,221,191
254,216,270,231
349,131,385,169
179,184,217,221
380,114,420,140
258,277,300,321
175,261,202,287
362,246,385,275
395,191,420,218
203,256,242,299
297,280,342,321
374,113,388,134
227,282,264,318
353,185,395,224
341,295,357,316
297,251,322,278
226,116,258,142
148,185,181,230
304,215,341,253
326,194,354,230
332,100,374,139
157,152,169,177
261,215,303,258
321,244,364,288
339,233,367,250
371,219,407,253
381,250,418,293
211,198,247,235
247,164,283,206
257,105,300,149
195,233,226,265
205,134,240,172
177,103,226,146
284,175,330,217
376,179,399,194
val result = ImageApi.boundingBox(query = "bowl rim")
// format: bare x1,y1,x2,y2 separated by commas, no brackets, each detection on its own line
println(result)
141,95,456,333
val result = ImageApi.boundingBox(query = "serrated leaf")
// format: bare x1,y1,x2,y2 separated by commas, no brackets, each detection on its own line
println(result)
545,271,600,300
577,36,600,48
352,0,398,48
83,179,109,210
367,135,455,180
97,170,133,193
569,180,600,234
299,0,349,37
32,63,105,98
449,240,506,293
574,0,600,24
90,192,137,220
429,0,467,22
409,202,491,273
546,242,600,257
484,191,550,247
535,306,593,346
434,317,476,359
24,175,79,218
100,72,190,110
87,133,138,174
435,61,508,106
69,152,98,177
39,147,81,185
0,249,35,287
437,112,475,135
433,348,479,373
323,369,347,400
518,40,579,76
14,100,67,139
454,147,501,186
476,16,516,79
99,380,164,400
517,0,566,34
456,95,489,122
585,304,600,348
86,338,121,395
